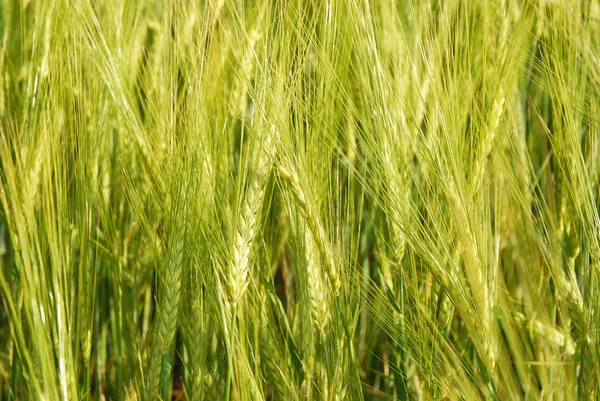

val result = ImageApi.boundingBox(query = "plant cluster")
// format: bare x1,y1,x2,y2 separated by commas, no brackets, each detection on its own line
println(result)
0,0,599,400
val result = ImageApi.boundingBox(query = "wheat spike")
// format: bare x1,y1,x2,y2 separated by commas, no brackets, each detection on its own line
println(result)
278,164,341,293
228,130,273,307
305,229,331,337
146,212,186,399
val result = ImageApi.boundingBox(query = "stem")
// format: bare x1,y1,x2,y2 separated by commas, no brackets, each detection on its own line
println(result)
224,308,237,401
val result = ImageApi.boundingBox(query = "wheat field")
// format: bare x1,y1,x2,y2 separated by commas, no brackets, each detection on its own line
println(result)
0,0,599,400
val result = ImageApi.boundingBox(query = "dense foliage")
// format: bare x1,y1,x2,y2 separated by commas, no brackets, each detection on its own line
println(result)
1,0,599,400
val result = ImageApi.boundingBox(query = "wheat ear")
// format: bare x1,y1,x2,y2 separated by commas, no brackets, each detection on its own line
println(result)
257,288,291,398
278,164,341,293
182,258,207,401
228,130,273,307
305,229,331,337
146,218,185,400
